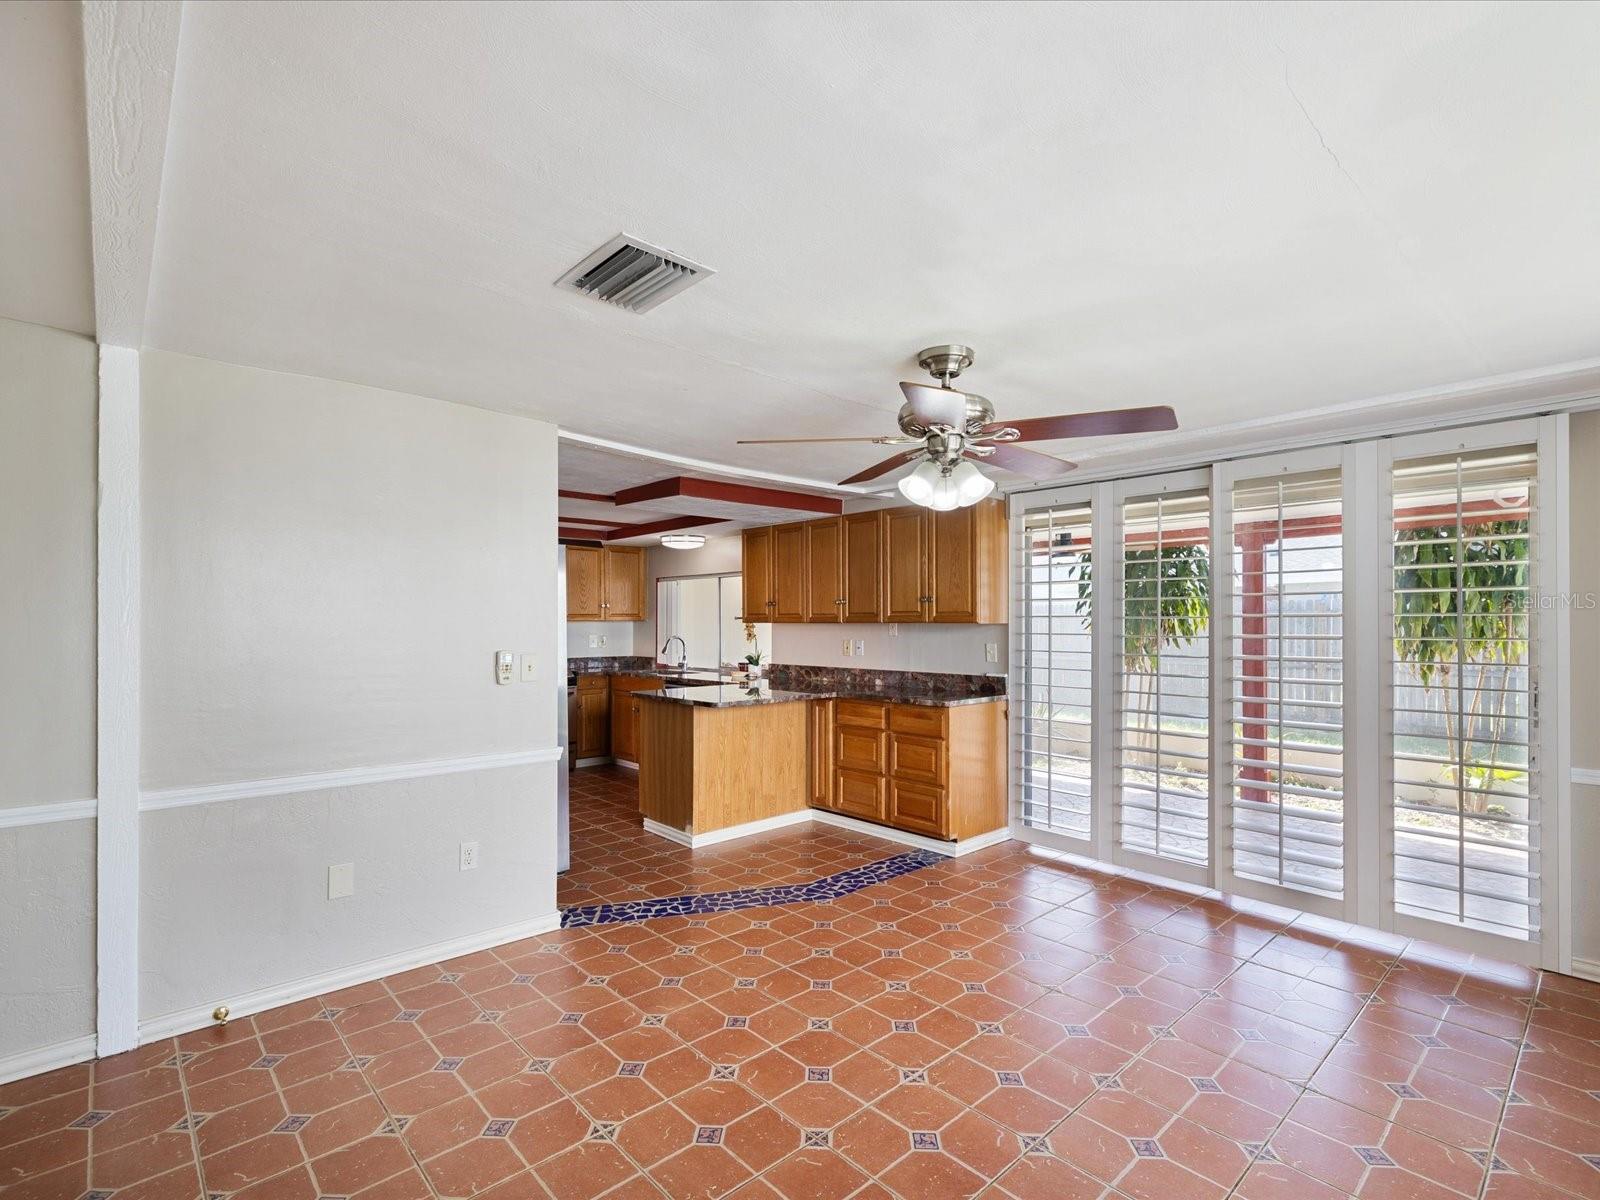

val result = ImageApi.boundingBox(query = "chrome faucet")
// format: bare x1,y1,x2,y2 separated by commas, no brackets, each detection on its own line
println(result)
660,635,687,670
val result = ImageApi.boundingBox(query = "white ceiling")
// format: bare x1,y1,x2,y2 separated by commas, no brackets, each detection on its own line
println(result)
0,1,94,336
9,2,1600,493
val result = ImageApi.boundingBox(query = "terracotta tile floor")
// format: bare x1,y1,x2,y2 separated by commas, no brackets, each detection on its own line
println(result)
6,768,1600,1200
558,767,900,910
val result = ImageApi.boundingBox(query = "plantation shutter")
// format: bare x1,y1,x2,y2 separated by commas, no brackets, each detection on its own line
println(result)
1389,447,1539,940
1116,489,1211,865
1229,470,1346,898
1018,499,1094,839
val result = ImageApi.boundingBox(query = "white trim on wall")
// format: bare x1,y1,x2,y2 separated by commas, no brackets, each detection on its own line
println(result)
138,911,562,1044
1574,768,1600,787
0,1035,100,1089
96,344,141,1057
0,800,97,830
139,747,566,812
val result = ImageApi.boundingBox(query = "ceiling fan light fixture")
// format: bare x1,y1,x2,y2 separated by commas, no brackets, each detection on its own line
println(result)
897,459,943,505
927,469,964,512
660,533,707,550
951,459,996,505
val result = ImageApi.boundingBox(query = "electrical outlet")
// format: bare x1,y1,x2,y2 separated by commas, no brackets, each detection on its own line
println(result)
495,650,515,685
985,642,999,663
887,624,898,638
459,841,479,871
519,653,536,682
328,863,355,900
588,634,599,649
842,638,852,657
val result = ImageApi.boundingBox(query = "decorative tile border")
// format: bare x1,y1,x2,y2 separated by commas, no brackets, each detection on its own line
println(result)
560,849,948,927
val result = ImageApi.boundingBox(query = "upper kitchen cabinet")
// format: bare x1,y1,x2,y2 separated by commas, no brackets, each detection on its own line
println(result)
882,506,928,623
738,499,1006,626
741,526,773,622
770,522,808,622
841,510,884,622
804,517,844,622
928,501,1007,623
565,545,646,621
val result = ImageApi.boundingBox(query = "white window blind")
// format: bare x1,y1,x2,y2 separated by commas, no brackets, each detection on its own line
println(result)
1019,500,1094,839
1117,490,1211,865
1390,447,1539,940
1229,470,1345,898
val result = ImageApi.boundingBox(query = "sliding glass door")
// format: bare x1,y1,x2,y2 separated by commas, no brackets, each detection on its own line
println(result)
1009,417,1568,968
1113,473,1212,883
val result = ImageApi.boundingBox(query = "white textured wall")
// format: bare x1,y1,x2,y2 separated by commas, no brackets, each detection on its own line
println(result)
770,620,1006,676
141,351,555,787
1570,410,1600,969
138,352,561,1025
0,317,97,806
0,317,98,1064
567,620,635,658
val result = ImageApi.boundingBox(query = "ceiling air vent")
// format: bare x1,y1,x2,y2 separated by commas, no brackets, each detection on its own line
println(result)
555,233,713,313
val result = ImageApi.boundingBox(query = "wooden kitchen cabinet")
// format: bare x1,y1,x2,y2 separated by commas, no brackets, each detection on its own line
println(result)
575,675,611,759
566,546,646,621
809,699,833,808
738,498,1005,626
566,546,605,621
742,526,773,622
821,698,1007,841
603,546,646,621
841,510,884,622
771,522,808,622
610,675,663,763
882,507,929,622
804,518,845,622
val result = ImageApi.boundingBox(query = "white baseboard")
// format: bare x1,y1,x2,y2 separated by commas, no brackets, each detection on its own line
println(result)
642,806,1011,857
1570,957,1600,983
0,1034,98,1087
811,810,1012,858
687,809,813,848
138,911,562,1043
642,817,693,847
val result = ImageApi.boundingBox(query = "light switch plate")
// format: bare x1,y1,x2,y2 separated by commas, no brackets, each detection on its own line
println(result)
328,863,355,900
854,640,865,656
985,642,999,663
519,653,536,682
842,639,852,657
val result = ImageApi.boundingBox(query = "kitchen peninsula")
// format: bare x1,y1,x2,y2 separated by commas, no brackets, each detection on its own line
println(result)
635,683,813,845
634,674,1008,851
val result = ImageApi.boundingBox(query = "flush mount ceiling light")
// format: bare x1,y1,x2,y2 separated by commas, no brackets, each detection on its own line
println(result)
660,533,707,550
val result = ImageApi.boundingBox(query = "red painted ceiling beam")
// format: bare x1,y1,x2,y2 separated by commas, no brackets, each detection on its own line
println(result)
558,489,615,503
612,476,841,516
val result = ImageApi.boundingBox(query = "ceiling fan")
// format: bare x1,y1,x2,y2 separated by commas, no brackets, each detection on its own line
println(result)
738,345,1178,510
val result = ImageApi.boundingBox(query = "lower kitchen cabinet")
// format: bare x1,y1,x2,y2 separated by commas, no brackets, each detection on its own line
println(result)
610,676,663,763
575,675,611,758
813,698,1006,841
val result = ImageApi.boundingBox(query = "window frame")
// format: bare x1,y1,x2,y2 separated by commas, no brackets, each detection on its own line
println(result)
1007,415,1572,972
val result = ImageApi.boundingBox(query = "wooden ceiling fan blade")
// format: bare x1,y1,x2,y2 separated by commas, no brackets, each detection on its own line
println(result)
899,382,969,429
838,450,920,486
982,405,1178,442
737,435,917,445
977,443,1076,480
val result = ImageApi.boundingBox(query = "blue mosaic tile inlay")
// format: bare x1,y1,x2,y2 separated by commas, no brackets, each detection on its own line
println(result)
560,849,948,928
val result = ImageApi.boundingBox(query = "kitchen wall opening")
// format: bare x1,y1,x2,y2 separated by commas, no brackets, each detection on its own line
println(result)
656,574,770,669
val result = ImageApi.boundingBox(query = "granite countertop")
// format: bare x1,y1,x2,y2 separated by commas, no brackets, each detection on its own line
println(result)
643,683,818,708
642,681,1006,709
